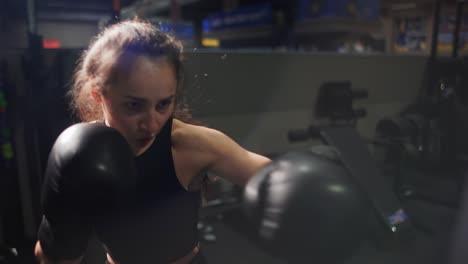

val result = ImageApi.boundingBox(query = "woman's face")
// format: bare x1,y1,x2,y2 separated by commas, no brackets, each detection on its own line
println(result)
98,56,177,155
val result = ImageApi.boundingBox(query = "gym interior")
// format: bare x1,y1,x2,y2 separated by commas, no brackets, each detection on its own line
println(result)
1,0,468,263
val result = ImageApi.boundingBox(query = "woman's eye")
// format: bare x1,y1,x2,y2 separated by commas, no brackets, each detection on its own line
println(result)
157,100,172,111
125,102,143,111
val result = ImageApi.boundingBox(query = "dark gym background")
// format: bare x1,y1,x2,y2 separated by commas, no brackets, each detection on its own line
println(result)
1,0,468,263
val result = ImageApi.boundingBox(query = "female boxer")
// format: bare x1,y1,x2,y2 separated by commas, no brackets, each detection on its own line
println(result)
34,18,271,264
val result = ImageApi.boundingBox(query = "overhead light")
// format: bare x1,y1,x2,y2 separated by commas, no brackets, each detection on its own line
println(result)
43,39,61,49
202,38,220,47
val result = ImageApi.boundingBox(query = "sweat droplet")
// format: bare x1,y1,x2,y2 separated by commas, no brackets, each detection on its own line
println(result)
194,74,198,78
203,73,208,77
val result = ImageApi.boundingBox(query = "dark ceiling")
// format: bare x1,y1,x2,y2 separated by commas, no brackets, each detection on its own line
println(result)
1,0,138,21
1,0,464,24
2,0,302,23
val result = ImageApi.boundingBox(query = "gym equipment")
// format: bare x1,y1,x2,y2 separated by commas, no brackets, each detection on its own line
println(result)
246,118,417,264
251,80,418,263
277,76,458,263
374,0,467,210
274,2,461,262
289,79,410,235
288,81,368,142
435,2,468,264
315,81,367,122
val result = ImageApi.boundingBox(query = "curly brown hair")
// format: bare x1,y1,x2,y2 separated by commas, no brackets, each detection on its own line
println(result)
70,18,196,123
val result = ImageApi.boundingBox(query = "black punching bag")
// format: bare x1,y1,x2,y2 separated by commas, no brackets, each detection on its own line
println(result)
243,146,373,263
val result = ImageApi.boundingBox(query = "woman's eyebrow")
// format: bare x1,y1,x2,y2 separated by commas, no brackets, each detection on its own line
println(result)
122,95,147,102
158,95,175,102
122,94,175,103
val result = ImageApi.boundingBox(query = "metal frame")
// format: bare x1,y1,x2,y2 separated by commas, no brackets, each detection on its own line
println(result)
430,0,465,59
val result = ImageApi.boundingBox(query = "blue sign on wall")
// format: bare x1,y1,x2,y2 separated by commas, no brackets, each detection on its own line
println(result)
296,0,380,21
159,22,194,40
203,3,273,33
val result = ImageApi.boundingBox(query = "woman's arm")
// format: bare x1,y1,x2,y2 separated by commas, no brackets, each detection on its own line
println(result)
35,123,134,263
205,129,271,186
34,241,83,264
174,124,271,186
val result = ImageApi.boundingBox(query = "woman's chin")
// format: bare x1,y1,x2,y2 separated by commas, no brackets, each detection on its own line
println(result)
133,139,154,156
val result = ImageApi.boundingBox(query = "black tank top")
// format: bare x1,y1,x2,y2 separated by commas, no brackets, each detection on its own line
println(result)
94,117,201,263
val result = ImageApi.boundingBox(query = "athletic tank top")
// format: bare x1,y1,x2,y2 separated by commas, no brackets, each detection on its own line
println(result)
94,117,201,263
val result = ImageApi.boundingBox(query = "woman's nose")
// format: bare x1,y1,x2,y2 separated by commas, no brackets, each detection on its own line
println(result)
139,111,162,135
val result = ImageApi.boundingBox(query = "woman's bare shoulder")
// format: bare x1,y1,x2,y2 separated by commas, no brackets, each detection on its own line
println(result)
171,119,220,183
171,119,220,149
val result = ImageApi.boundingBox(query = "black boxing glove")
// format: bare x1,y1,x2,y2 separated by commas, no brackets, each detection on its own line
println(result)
243,146,372,264
37,123,136,261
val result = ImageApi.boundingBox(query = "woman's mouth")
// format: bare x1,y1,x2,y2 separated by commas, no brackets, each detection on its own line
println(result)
137,137,154,146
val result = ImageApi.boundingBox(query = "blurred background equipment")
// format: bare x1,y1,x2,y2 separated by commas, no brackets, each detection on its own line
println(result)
288,81,368,142
374,0,467,210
